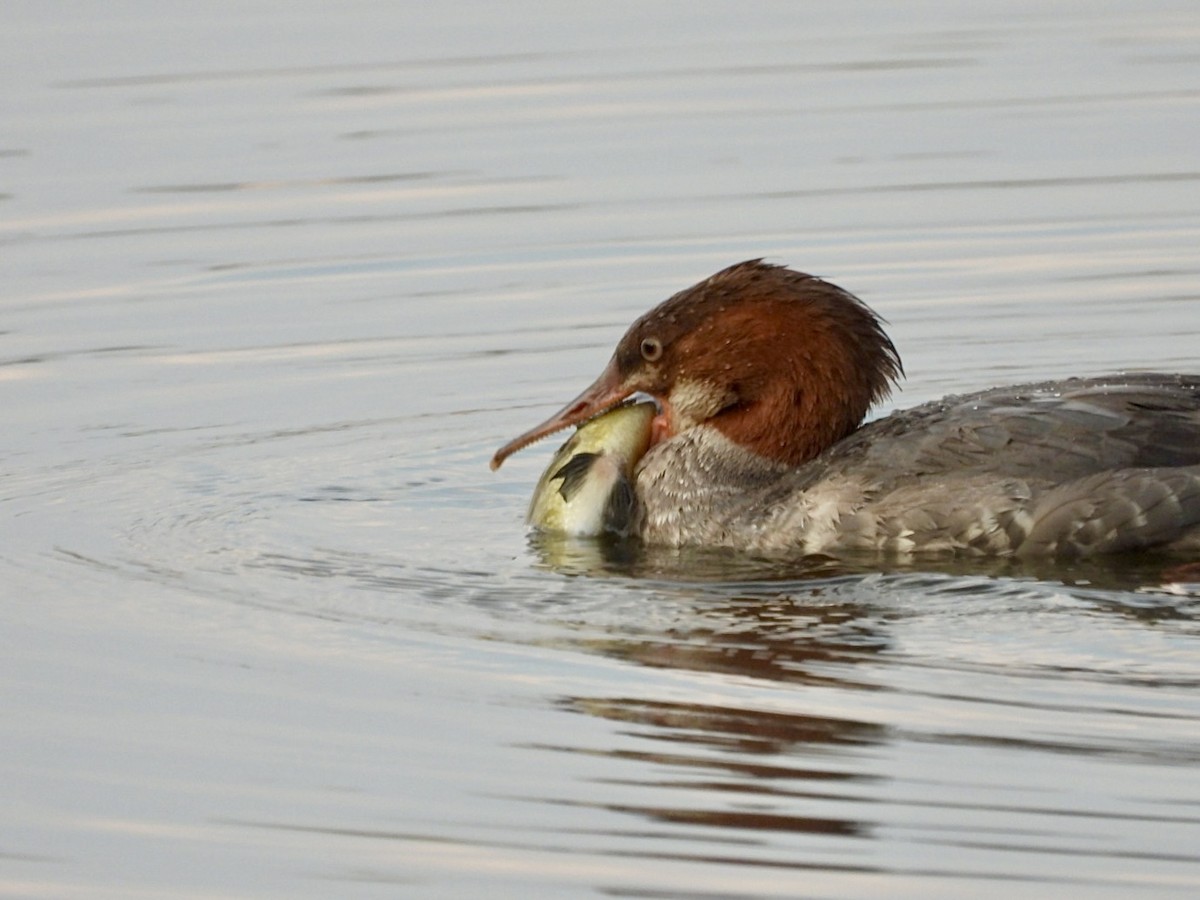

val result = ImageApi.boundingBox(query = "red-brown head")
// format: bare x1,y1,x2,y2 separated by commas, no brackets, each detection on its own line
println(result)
491,260,903,469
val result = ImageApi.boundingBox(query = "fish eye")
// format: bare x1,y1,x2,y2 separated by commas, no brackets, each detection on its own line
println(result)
640,336,663,362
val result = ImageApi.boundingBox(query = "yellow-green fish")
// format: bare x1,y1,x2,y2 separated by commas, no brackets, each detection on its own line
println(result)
527,402,655,537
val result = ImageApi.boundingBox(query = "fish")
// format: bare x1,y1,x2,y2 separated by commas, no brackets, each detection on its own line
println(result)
526,401,656,537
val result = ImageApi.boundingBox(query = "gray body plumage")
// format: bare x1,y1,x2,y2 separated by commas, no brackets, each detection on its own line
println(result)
634,373,1200,557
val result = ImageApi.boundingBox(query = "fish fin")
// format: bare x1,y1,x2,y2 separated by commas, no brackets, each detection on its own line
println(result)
553,453,600,502
603,478,636,536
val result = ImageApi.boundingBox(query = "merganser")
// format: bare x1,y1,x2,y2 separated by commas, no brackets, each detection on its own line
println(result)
493,260,1200,558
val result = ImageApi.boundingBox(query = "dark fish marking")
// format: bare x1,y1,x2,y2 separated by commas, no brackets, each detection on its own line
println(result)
553,452,600,502
603,478,636,535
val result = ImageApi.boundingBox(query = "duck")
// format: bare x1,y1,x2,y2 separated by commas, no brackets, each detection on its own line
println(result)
492,260,1200,558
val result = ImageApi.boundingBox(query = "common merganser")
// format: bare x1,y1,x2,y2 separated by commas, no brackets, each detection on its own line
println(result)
493,260,1200,557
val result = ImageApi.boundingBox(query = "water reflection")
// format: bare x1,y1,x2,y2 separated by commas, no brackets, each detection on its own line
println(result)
529,531,900,583
554,697,881,838
530,571,1200,885
529,529,1200,596
574,591,890,689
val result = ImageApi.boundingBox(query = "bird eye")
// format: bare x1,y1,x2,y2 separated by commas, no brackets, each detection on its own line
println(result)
640,337,663,362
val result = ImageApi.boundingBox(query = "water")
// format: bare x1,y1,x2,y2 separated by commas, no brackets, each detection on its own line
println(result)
4,2,1200,897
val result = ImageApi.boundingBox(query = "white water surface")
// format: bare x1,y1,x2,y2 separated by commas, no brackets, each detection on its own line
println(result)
4,2,1200,897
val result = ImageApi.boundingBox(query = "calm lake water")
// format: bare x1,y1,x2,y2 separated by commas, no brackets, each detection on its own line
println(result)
4,2,1200,897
